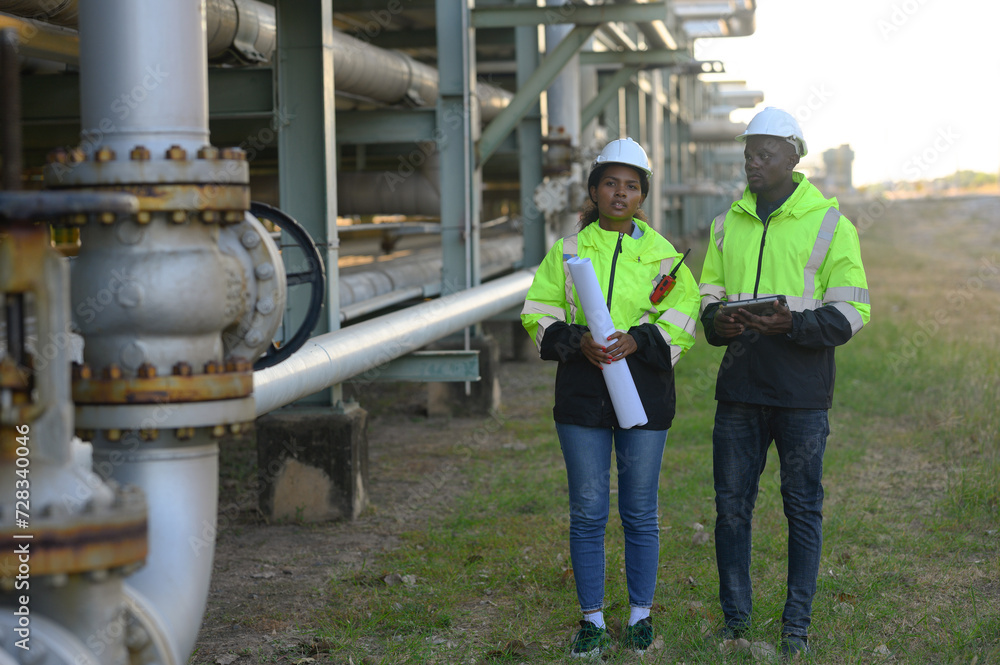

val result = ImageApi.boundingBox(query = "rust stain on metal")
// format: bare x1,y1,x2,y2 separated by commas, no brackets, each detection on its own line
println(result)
72,371,253,404
0,518,147,577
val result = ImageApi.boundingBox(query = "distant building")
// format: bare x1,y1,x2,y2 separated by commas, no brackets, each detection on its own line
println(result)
821,144,855,193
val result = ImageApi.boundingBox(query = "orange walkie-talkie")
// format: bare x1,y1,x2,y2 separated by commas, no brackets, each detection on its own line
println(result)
650,249,690,304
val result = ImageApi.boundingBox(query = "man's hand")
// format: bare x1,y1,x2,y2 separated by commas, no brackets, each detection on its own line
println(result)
733,299,793,335
581,331,636,367
713,308,745,338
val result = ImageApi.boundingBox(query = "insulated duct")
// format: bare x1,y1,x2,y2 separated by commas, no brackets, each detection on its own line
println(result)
0,0,277,63
332,28,513,122
689,119,747,142
338,170,439,217
675,0,756,38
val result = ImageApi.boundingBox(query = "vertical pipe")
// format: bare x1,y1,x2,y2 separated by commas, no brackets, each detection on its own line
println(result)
544,21,580,147
76,0,209,158
0,28,22,190
99,440,219,664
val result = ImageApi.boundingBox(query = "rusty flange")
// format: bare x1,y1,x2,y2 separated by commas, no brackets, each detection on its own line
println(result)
71,361,253,404
0,484,147,582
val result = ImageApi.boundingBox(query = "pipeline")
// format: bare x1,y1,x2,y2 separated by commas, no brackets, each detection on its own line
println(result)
0,0,277,63
254,270,534,416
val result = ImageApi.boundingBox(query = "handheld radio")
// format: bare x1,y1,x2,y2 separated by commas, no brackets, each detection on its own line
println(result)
650,248,690,304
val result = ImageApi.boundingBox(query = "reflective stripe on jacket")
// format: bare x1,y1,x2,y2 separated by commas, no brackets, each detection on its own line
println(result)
521,218,700,429
698,173,871,409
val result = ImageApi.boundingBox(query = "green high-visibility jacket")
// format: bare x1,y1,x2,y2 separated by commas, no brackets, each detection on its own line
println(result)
521,218,700,429
699,173,871,409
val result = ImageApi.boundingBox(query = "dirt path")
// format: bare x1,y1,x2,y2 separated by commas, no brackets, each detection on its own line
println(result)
193,348,554,664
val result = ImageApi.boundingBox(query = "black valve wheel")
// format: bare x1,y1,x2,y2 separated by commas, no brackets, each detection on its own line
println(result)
250,201,326,370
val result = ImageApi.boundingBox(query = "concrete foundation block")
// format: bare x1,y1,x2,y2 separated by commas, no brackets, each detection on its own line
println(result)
426,334,501,417
256,405,368,522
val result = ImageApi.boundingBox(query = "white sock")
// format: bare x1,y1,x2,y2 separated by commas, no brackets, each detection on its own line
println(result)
583,610,605,629
628,606,650,626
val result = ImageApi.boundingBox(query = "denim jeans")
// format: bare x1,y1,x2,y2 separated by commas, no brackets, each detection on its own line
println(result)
555,423,667,613
712,402,829,638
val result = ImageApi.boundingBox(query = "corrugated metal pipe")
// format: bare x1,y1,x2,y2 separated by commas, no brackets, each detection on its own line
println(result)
0,0,277,63
332,28,513,121
253,270,535,416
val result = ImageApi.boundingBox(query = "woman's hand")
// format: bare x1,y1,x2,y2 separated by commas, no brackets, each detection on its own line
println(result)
582,331,636,368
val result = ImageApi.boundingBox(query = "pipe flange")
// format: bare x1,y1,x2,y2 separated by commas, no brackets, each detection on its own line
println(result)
75,397,256,432
44,144,249,187
77,420,254,447
0,483,147,582
71,362,253,404
43,145,250,224
219,211,287,364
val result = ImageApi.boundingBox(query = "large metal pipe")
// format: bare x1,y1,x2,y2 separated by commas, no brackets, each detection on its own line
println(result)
253,270,534,416
689,118,746,142
332,27,512,122
337,170,440,217
339,235,524,310
0,0,276,62
77,0,208,158
103,439,219,664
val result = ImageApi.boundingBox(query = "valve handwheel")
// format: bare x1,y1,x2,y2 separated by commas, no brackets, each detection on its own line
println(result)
250,201,326,370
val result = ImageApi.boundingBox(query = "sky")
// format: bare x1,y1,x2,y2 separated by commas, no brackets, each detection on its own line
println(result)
693,0,1000,186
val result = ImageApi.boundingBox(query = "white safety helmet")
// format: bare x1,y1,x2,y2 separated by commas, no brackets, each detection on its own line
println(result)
735,107,808,157
591,137,653,177
589,137,652,197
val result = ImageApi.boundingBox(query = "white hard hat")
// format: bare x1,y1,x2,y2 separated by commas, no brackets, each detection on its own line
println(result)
592,137,652,177
736,107,808,157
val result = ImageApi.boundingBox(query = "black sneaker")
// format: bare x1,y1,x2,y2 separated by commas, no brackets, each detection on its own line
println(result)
622,617,654,654
710,625,747,641
569,620,611,659
780,635,811,661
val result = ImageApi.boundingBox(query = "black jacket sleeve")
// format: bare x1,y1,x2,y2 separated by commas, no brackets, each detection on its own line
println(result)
539,322,590,362
788,306,855,348
700,301,732,347
628,322,674,372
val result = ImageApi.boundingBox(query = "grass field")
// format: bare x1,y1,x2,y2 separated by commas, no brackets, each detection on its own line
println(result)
255,195,1000,664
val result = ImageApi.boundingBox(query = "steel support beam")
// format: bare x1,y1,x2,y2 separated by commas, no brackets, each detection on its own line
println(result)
436,0,480,296
275,0,339,406
581,65,638,131
336,108,437,144
346,350,480,383
471,2,670,28
516,0,545,267
478,23,596,166
579,49,688,67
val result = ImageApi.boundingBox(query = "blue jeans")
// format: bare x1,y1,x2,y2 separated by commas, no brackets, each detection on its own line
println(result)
556,423,667,613
712,402,829,638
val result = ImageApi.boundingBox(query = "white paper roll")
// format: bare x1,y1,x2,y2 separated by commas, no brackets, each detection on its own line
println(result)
566,257,648,429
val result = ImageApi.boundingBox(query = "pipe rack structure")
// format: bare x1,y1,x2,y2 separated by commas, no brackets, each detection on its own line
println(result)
0,1,766,662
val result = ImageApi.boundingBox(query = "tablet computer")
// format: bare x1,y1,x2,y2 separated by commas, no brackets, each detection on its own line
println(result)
718,296,786,317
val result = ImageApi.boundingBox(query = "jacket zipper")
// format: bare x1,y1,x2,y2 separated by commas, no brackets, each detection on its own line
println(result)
752,216,769,298
606,231,624,311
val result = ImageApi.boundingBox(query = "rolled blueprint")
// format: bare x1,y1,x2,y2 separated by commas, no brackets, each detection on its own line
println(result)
565,256,648,429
